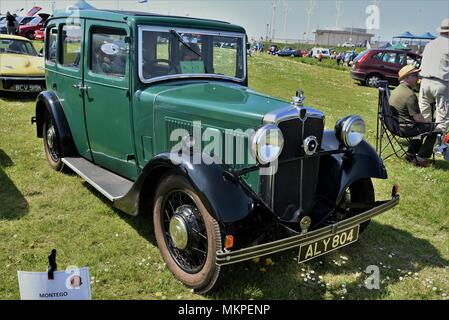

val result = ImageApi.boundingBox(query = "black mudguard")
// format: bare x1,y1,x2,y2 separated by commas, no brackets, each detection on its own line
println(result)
35,91,76,157
115,153,273,224
319,130,387,203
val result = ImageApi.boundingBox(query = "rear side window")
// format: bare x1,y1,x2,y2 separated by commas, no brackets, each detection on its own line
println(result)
371,52,383,60
90,27,127,78
60,24,82,69
354,50,368,62
46,27,57,63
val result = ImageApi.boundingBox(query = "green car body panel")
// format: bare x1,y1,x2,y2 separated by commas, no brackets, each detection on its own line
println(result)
42,9,284,191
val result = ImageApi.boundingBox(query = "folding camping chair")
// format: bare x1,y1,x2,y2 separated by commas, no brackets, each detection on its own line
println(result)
375,80,438,161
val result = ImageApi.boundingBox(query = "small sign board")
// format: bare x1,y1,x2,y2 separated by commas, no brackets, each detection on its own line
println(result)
18,267,91,300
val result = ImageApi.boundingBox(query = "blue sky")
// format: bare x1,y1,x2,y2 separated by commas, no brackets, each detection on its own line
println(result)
0,0,447,41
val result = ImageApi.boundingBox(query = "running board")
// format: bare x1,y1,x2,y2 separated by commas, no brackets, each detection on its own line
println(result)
62,157,133,202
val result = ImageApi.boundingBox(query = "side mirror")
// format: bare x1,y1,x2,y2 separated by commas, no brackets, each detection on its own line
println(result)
246,43,250,50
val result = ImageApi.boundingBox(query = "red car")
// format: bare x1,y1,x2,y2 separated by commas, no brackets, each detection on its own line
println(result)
18,13,50,40
34,28,45,41
351,49,421,87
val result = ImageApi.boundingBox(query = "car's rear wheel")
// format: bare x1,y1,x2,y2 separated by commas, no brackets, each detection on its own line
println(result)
338,178,375,234
43,112,64,171
153,173,222,293
366,74,382,87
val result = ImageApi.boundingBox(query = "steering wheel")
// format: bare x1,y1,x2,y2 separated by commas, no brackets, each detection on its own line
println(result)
144,59,179,77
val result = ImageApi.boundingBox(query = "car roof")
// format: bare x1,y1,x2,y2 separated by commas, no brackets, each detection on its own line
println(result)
50,9,246,34
0,34,31,42
367,48,420,55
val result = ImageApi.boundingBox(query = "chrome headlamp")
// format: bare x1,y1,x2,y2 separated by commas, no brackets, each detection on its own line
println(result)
251,125,284,165
335,115,366,147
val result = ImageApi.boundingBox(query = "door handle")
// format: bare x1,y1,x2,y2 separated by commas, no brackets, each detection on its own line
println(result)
72,83,90,93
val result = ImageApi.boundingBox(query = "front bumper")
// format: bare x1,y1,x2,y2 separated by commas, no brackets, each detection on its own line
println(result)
216,194,399,265
350,70,366,82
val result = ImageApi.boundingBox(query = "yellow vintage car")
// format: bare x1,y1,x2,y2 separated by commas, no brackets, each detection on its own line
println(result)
0,34,45,92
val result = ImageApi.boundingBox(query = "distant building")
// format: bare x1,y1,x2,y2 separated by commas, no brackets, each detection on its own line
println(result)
314,27,374,46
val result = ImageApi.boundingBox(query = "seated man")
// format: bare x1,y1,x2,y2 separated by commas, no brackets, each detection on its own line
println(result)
389,65,437,167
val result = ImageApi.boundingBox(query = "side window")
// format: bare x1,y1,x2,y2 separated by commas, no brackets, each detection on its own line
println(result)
91,27,127,78
382,52,397,64
407,54,421,67
156,35,169,60
372,52,383,60
46,27,57,63
60,24,82,69
398,53,407,65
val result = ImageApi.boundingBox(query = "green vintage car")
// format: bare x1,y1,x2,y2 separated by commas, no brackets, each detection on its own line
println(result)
33,7,399,292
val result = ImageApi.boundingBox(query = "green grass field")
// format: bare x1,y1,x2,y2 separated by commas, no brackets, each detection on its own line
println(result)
0,52,448,300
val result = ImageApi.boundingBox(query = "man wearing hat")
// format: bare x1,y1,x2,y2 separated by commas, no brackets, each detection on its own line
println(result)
389,65,437,167
419,18,449,134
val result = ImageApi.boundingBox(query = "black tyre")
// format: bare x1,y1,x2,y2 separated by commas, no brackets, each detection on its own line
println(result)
339,178,375,234
153,173,222,293
43,112,64,171
26,31,35,40
365,74,382,87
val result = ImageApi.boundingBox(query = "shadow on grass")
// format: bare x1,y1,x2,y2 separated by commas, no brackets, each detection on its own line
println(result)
432,159,449,171
81,181,156,244
0,91,39,102
207,221,448,299
0,149,29,219
72,178,447,299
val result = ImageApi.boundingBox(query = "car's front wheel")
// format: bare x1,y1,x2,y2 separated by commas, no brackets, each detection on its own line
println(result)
43,112,64,171
153,173,222,293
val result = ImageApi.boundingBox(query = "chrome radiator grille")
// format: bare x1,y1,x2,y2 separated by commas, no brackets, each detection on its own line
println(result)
261,114,325,222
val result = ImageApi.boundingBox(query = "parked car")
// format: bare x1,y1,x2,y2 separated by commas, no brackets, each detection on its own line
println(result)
311,47,330,58
0,16,35,34
34,28,45,41
33,8,399,293
267,43,278,54
341,42,355,48
18,13,50,39
0,34,45,92
276,46,300,57
351,49,422,87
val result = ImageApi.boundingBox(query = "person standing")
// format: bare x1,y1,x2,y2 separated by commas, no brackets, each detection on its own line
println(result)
419,18,449,133
5,12,16,35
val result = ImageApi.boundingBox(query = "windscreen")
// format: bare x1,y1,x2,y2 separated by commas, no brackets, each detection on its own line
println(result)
139,27,246,82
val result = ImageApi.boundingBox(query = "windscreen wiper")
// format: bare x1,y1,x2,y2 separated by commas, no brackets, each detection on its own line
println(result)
169,29,201,58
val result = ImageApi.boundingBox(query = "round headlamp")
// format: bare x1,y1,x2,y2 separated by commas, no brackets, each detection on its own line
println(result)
251,125,284,165
336,115,366,147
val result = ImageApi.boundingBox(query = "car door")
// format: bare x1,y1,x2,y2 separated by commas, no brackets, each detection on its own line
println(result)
83,20,137,180
52,20,92,160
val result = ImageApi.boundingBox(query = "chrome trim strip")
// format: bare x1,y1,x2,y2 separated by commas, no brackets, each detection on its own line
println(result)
263,105,324,125
61,158,117,202
216,195,399,265
137,25,247,85
0,77,45,81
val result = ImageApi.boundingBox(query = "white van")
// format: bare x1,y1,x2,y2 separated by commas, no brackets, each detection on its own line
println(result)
311,47,331,58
